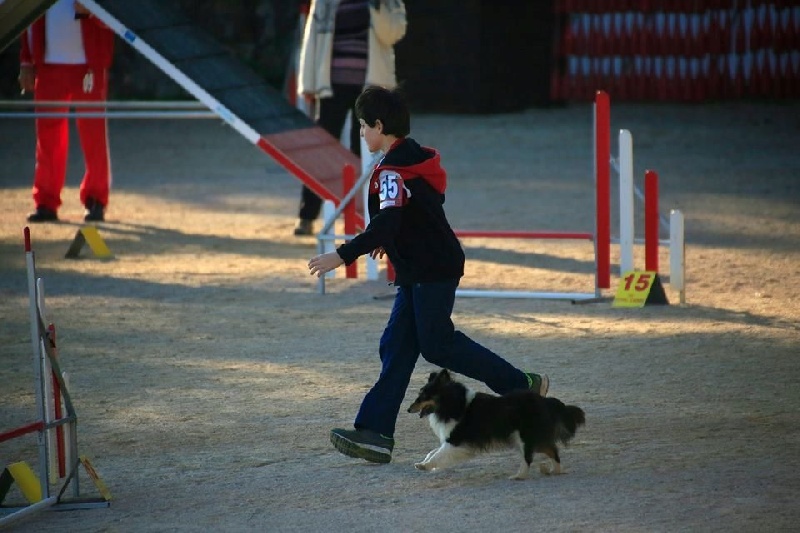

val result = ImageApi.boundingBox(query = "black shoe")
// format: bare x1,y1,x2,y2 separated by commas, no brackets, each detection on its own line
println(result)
84,198,105,222
330,428,394,464
293,219,314,236
27,207,58,223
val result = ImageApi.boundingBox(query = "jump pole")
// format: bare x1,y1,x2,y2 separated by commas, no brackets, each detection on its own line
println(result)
595,90,611,290
1,229,109,528
644,170,660,272
316,92,613,300
670,209,686,304
614,127,687,303
24,227,51,498
452,90,611,301
618,129,635,275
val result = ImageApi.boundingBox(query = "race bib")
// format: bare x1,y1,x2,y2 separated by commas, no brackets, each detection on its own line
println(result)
378,170,409,209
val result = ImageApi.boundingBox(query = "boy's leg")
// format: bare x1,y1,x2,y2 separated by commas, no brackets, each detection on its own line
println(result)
354,286,420,437
413,280,530,394
331,287,419,463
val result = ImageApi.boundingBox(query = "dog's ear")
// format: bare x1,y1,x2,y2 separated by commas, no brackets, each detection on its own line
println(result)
428,372,438,383
436,369,451,382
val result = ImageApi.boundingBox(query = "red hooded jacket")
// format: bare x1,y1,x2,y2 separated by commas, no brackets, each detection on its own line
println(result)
337,137,465,286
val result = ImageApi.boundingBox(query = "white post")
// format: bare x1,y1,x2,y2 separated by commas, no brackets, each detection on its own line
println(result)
363,138,379,280
24,232,50,498
619,129,635,275
669,209,686,304
37,278,58,485
322,200,336,279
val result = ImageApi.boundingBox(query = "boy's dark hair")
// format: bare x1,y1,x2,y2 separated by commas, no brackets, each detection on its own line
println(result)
355,85,411,137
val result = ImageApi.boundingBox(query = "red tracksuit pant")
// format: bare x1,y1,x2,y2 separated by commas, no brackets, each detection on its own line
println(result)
33,64,111,211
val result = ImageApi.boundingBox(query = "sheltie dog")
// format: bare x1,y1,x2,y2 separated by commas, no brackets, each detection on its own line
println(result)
407,369,585,480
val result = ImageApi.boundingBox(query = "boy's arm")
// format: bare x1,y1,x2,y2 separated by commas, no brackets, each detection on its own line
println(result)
307,209,399,277
335,207,401,265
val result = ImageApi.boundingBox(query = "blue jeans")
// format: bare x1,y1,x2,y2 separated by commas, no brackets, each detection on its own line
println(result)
354,279,528,437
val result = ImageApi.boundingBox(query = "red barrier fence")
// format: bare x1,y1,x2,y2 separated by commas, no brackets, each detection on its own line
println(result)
551,1,800,101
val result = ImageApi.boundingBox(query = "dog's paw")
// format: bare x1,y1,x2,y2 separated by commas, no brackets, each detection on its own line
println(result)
539,461,563,475
509,473,529,481
414,462,432,471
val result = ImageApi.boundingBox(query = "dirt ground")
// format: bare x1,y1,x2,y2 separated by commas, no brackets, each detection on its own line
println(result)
1,100,799,533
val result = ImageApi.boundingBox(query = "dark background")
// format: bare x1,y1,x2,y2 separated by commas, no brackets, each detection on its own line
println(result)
4,1,793,113
0,0,304,101
0,0,557,114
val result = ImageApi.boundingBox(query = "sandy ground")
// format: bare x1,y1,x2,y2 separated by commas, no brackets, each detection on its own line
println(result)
1,100,799,533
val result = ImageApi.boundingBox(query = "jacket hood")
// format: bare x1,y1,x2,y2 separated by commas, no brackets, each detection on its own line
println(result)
381,138,447,194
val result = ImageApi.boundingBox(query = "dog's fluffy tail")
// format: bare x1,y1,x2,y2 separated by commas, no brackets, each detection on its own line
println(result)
546,398,586,444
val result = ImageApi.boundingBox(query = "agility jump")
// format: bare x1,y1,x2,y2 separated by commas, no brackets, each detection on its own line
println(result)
315,90,685,303
0,228,109,528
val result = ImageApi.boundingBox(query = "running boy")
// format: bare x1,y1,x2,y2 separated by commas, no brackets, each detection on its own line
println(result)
307,85,549,464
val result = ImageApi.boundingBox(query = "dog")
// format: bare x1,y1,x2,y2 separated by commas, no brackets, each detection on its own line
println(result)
407,369,585,480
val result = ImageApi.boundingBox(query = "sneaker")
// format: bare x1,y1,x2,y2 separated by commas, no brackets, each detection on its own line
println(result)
27,207,58,223
330,427,394,464
293,219,313,236
84,198,105,222
525,372,550,396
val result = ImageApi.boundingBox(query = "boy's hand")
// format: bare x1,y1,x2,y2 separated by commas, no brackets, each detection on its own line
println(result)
308,252,344,278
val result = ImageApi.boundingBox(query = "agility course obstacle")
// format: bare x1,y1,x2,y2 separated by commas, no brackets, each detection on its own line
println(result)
79,0,366,228
0,0,369,228
0,0,54,53
0,228,110,528
315,90,686,303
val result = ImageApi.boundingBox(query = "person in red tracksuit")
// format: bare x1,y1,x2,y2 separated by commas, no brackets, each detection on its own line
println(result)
18,0,115,223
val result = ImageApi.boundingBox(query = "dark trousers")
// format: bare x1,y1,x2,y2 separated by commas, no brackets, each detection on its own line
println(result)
354,279,529,437
298,84,363,221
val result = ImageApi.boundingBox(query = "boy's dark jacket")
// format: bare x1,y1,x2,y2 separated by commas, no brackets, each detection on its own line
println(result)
336,137,465,286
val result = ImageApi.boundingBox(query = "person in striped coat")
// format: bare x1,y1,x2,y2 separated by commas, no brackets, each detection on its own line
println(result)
293,0,406,236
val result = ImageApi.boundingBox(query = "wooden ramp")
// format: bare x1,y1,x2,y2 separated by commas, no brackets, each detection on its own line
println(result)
0,0,364,227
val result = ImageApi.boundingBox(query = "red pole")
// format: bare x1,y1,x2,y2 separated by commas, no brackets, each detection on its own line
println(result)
48,324,66,478
595,90,611,289
0,421,43,443
645,170,659,272
343,164,358,279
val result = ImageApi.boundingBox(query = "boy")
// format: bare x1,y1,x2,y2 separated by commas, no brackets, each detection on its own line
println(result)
307,85,549,464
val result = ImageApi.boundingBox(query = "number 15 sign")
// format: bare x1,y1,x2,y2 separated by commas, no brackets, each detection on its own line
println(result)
612,271,669,307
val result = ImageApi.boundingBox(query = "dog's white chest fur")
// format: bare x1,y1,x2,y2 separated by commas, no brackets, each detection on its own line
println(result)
427,413,457,443
427,388,475,443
